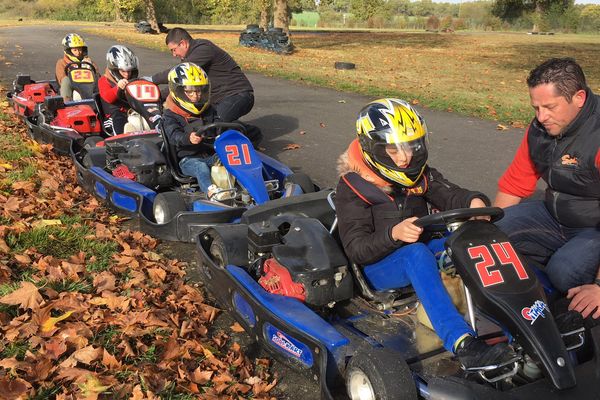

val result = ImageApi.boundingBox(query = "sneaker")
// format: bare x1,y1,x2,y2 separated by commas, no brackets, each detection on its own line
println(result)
207,184,219,201
455,335,517,371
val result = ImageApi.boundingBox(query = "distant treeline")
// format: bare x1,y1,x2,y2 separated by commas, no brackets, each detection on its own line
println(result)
2,0,600,33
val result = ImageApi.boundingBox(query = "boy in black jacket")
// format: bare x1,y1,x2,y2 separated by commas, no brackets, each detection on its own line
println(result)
162,62,220,198
335,98,516,370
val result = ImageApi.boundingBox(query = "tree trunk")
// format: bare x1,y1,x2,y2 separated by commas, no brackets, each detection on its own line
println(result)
114,0,123,22
144,0,160,33
274,0,289,34
258,0,271,30
532,1,543,32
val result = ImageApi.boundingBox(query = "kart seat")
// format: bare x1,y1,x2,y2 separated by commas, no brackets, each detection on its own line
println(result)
327,190,416,307
157,120,196,185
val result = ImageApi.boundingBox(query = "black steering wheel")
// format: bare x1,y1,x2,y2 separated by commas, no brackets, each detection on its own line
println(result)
64,61,97,76
184,121,247,142
414,207,504,230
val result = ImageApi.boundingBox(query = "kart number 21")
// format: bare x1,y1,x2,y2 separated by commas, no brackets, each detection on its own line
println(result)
467,242,529,287
225,144,252,166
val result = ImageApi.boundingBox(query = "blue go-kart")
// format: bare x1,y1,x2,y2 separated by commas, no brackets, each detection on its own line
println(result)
71,80,322,242
195,204,600,399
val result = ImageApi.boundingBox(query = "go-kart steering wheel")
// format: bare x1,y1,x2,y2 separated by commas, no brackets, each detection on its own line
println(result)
414,207,504,230
64,61,97,76
185,121,247,142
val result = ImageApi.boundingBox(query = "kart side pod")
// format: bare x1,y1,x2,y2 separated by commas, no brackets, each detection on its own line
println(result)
446,220,576,390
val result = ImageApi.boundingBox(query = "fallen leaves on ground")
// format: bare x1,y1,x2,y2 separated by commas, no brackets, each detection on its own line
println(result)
0,99,276,399
496,124,510,131
283,143,301,151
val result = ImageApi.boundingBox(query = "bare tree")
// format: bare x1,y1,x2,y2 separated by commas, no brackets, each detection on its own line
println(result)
274,0,289,33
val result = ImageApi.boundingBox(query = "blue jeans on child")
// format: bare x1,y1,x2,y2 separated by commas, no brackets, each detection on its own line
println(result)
495,200,600,292
179,154,219,193
363,238,474,352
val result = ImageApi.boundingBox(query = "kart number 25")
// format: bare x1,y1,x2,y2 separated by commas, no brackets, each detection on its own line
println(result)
225,144,252,166
467,242,529,287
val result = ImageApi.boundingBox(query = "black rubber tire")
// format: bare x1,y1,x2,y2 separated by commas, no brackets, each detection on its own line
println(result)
345,348,417,400
335,62,356,70
284,172,315,194
83,136,103,149
152,191,187,224
209,235,228,269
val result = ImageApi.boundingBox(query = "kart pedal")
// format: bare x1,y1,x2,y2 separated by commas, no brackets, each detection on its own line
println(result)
463,356,520,383
561,326,585,351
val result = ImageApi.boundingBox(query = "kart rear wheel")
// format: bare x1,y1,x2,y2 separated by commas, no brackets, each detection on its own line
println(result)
83,136,103,149
284,172,316,194
153,191,187,224
209,234,228,269
346,348,417,400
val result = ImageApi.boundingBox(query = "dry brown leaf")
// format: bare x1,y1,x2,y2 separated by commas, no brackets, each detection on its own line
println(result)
93,271,117,293
72,345,102,365
0,281,43,310
319,122,326,128
101,349,122,370
496,124,510,131
230,322,245,333
0,375,31,399
14,254,31,264
282,144,301,151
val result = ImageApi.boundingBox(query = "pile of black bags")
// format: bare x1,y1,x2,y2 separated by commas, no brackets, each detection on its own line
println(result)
239,25,294,55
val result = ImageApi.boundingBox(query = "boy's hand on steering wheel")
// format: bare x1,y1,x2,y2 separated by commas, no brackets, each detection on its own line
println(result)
117,79,129,89
567,284,600,319
190,132,203,144
391,217,422,243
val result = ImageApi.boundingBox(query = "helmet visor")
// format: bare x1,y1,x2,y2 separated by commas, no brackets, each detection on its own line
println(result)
371,135,428,172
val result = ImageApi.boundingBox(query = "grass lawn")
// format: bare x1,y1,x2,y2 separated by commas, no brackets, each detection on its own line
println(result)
83,26,600,126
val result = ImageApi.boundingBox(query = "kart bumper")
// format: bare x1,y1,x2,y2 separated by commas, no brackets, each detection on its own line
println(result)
26,117,81,155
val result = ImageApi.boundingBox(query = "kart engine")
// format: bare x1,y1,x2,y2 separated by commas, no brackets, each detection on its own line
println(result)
105,137,172,189
249,216,353,307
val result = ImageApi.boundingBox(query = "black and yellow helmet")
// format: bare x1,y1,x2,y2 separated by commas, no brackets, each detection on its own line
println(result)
168,62,210,116
62,33,88,62
356,98,428,187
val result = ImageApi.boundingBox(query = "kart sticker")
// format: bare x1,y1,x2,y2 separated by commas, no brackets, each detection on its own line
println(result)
126,83,160,102
521,300,548,325
264,323,313,367
69,69,94,83
225,143,253,166
467,242,529,287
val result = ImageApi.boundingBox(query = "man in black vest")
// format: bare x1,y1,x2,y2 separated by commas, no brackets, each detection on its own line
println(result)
150,27,255,123
494,58,600,318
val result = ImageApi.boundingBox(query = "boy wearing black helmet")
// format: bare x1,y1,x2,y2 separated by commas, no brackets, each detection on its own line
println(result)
335,98,517,370
98,45,139,135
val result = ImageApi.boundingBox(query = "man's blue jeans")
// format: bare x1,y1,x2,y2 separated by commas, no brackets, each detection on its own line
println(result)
364,239,474,351
495,200,600,292
179,154,218,193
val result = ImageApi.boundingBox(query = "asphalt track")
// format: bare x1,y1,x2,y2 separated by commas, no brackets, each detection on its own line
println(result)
0,24,532,399
0,24,528,198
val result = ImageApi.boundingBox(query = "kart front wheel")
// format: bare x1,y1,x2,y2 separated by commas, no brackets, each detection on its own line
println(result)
284,172,316,194
346,348,417,400
153,191,187,224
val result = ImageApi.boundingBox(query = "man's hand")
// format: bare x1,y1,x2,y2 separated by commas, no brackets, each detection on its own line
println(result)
190,132,203,145
391,217,422,243
469,197,490,220
567,284,600,319
117,79,129,90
